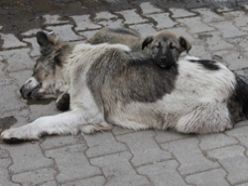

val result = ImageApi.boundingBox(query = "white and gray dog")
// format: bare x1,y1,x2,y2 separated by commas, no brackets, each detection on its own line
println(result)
1,28,248,142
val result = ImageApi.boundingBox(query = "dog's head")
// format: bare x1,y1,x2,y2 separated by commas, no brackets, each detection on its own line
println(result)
20,31,68,100
142,30,191,68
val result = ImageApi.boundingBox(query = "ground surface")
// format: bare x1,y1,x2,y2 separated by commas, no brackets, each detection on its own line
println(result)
1,0,248,186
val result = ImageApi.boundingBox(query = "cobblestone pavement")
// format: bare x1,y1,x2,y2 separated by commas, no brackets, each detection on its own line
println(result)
1,1,248,186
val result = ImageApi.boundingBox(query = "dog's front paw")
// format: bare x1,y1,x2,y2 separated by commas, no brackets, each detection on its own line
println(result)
1,126,39,143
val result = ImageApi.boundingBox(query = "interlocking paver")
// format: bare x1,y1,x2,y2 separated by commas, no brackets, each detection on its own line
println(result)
0,158,20,186
138,160,190,186
90,151,149,186
161,138,219,175
0,33,26,49
23,37,40,57
129,23,156,37
2,143,53,174
194,8,225,23
116,131,172,166
84,132,126,158
95,11,117,21
226,125,248,149
72,15,101,31
139,2,162,15
116,9,147,25
45,144,101,183
148,13,177,29
61,176,105,186
12,168,56,186
186,168,229,186
43,14,69,25
155,130,189,144
170,8,196,18
21,28,43,37
207,145,248,185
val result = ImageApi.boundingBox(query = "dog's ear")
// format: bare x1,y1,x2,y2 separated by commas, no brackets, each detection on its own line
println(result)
36,31,52,47
142,36,154,50
178,36,191,53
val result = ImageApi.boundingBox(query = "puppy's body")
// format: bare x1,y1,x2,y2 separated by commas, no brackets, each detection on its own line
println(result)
1,32,245,141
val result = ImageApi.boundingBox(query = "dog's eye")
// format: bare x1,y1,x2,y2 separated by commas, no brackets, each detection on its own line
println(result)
169,42,174,49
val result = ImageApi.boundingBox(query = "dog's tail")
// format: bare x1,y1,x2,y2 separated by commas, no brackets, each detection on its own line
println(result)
229,74,248,122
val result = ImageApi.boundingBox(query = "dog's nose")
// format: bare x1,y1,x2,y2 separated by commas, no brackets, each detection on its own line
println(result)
19,85,31,99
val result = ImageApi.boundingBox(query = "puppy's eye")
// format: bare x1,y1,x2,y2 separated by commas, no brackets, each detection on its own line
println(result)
169,42,174,49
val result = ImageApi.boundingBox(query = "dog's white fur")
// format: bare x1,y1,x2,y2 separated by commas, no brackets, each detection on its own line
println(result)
1,43,236,140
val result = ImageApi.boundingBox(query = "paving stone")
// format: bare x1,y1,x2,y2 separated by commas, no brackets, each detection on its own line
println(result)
155,130,189,144
0,83,25,114
112,127,135,136
0,148,9,158
84,132,126,158
91,151,149,186
116,131,171,166
178,17,215,33
139,2,162,15
170,8,196,18
129,23,156,37
213,50,248,70
21,28,43,37
137,160,189,186
207,145,248,184
97,19,123,29
148,13,177,29
12,168,56,186
72,15,101,31
161,138,218,175
186,168,229,186
41,135,82,150
194,8,225,23
79,30,100,40
39,180,58,186
211,21,245,38
0,48,33,72
223,11,248,32
2,143,53,174
169,27,195,42
95,11,117,21
0,159,19,186
46,144,100,183
236,183,248,186
9,69,33,87
61,176,105,186
189,43,212,59
43,14,69,25
226,125,248,149
199,133,237,150
46,25,83,41
116,9,146,25
23,37,40,57
0,33,26,49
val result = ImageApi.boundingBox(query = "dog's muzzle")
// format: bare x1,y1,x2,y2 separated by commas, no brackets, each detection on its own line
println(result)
20,77,42,99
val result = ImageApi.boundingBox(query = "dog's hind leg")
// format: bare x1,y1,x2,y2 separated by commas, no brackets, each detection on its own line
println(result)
175,102,233,134
81,122,113,134
1,109,95,141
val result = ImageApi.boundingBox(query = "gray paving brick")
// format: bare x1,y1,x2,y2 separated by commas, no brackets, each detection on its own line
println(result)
168,27,195,42
236,183,248,186
116,9,146,25
12,168,56,186
9,69,33,87
129,23,156,37
39,181,58,186
79,30,99,40
137,160,190,186
91,151,149,186
84,132,126,158
117,131,171,166
0,33,27,49
2,143,53,174
95,11,117,21
161,138,218,175
155,130,189,144
97,19,123,29
189,44,212,59
0,49,33,72
43,14,69,25
170,8,196,18
41,135,81,150
207,145,248,184
186,168,229,186
0,148,9,158
194,8,225,23
211,21,245,38
23,37,40,57
61,176,105,186
226,125,248,149
224,11,248,32
178,17,215,33
139,2,162,15
0,158,19,186
148,13,177,29
112,127,134,136
21,28,43,37
46,25,83,41
72,15,101,31
45,144,100,183
199,133,237,150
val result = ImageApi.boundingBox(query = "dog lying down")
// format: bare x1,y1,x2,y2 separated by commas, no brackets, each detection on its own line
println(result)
1,29,248,142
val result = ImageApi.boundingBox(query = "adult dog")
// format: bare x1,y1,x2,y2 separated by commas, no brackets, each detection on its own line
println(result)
1,30,248,141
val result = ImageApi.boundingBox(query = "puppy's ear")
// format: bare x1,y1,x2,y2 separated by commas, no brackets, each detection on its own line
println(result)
36,31,51,47
142,36,153,50
178,36,191,53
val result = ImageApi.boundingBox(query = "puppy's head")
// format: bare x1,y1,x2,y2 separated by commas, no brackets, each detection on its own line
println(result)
142,30,191,68
20,31,67,100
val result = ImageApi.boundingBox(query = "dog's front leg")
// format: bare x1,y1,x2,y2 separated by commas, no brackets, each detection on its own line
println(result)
1,109,86,141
